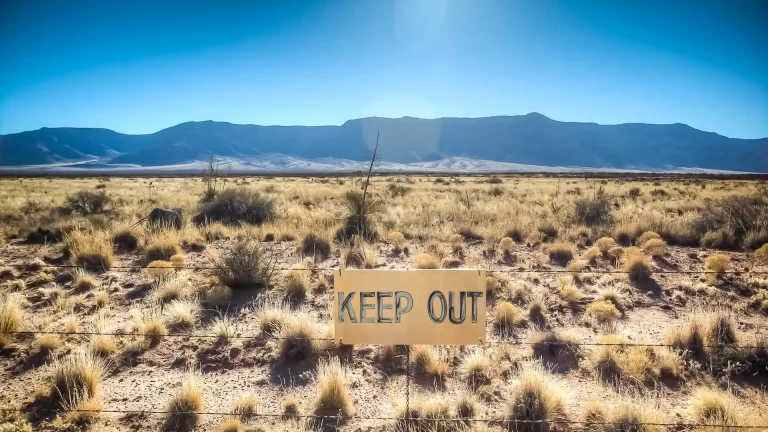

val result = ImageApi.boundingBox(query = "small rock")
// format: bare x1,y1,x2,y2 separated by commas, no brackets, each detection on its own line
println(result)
229,346,242,359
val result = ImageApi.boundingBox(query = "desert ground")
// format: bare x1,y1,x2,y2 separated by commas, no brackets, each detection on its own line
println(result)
1,174,767,432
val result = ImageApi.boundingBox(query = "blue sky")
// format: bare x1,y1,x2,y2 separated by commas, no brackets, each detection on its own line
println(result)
1,0,766,138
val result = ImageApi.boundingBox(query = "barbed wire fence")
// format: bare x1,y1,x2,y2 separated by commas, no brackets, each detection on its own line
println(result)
2,262,768,429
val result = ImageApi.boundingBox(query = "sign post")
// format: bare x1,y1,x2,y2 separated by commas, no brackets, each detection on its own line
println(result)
333,269,486,345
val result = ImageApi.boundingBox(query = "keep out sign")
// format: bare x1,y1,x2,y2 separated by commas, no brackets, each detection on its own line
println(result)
333,269,486,345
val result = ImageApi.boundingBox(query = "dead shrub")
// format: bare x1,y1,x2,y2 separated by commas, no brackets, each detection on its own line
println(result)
213,236,275,289
65,190,112,215
300,233,331,261
573,195,613,227
193,188,275,226
112,229,140,252
692,195,768,249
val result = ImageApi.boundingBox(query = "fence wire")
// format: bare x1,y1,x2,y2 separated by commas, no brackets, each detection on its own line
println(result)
0,407,765,429
4,262,768,274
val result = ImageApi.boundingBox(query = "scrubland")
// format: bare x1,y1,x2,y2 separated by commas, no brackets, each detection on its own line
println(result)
0,174,767,431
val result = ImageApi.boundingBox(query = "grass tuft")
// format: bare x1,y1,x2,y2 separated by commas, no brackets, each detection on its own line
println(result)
314,358,352,416
507,362,566,431
165,373,204,431
49,349,105,407
0,294,23,347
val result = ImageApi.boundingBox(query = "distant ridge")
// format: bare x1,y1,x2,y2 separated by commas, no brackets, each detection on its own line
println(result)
1,114,766,172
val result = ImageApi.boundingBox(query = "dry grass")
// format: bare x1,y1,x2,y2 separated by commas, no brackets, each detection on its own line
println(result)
212,236,274,288
557,277,583,305
165,373,204,431
689,388,739,429
89,315,117,357
283,268,309,298
282,396,300,418
131,306,169,344
257,301,291,335
314,358,352,416
65,229,114,271
73,269,98,291
458,348,492,386
145,260,175,279
0,294,23,347
494,301,527,335
486,276,502,297
755,243,768,262
507,362,566,431
164,299,201,329
499,237,515,253
48,349,105,407
705,254,731,274
94,291,110,308
231,392,258,420
1,176,766,431
410,345,449,381
586,398,663,432
642,238,667,257
170,254,186,269
201,281,232,309
35,333,63,352
623,250,652,281
278,313,317,362
595,237,618,256
413,252,440,269
211,315,236,341
665,316,707,357
145,237,182,263
153,273,191,303
548,241,574,265
586,300,622,324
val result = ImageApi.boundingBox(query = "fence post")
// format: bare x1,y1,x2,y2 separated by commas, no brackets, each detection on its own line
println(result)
406,344,411,431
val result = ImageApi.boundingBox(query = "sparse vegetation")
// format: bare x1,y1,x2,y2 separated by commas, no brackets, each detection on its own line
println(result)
0,175,765,432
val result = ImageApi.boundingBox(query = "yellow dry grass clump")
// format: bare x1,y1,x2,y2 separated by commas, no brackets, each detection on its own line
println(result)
48,349,106,407
314,358,352,416
66,229,114,271
0,294,23,347
705,254,731,274
507,362,566,430
586,300,621,324
165,373,204,431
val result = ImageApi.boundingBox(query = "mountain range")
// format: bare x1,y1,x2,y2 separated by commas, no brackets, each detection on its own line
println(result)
1,113,766,172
